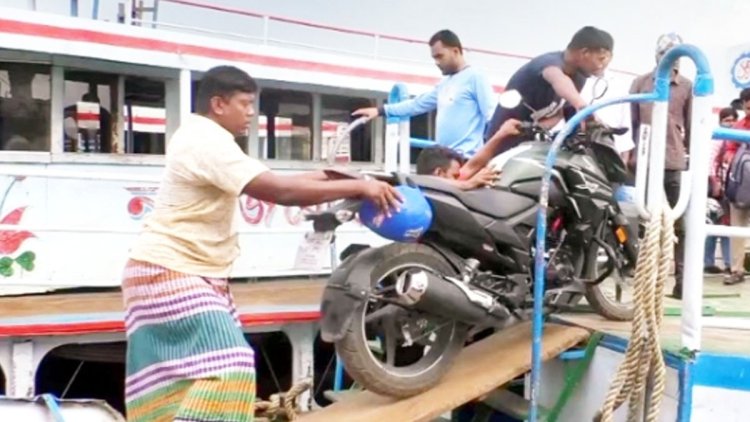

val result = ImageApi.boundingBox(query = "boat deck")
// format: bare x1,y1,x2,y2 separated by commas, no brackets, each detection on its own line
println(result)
558,274,750,355
0,274,747,356
0,279,325,337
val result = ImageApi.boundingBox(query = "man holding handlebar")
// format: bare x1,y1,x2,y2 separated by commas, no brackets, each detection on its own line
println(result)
460,26,614,180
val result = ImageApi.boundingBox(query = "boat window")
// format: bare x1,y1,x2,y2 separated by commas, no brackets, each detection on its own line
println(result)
63,70,165,154
320,94,375,163
259,89,313,160
124,77,167,154
0,62,51,152
409,109,437,164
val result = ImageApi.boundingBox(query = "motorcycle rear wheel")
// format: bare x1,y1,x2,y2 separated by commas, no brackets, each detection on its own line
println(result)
335,243,468,398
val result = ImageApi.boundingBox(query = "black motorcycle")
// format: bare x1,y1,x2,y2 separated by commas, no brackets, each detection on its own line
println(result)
307,94,639,398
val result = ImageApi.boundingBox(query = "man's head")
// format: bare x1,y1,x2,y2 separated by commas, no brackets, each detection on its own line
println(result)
195,66,258,136
416,146,465,178
740,88,750,116
566,26,614,78
655,33,683,68
82,92,100,103
719,107,739,127
429,30,464,75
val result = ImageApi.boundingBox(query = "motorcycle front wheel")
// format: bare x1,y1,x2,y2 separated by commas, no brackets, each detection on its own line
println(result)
583,229,636,321
335,243,468,398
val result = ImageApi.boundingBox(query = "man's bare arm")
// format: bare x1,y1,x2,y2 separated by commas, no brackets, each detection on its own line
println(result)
460,119,522,180
541,66,588,110
243,172,401,214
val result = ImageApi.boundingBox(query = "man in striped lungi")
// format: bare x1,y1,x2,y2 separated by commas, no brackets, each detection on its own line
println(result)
122,65,400,421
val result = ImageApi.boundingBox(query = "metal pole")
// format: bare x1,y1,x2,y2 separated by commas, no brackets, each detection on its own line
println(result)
398,119,411,174
385,83,408,173
651,44,714,352
262,16,270,45
530,92,657,422
681,95,713,351
634,124,651,217
643,43,714,416
152,0,161,26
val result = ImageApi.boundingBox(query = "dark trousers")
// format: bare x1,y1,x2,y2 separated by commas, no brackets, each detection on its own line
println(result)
664,170,684,285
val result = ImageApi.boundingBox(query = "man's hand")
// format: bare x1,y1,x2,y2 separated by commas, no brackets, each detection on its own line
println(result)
352,107,380,121
498,118,523,138
459,119,523,182
360,180,403,217
464,167,501,189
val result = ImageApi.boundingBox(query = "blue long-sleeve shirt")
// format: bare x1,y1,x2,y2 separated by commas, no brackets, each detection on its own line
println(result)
383,66,495,157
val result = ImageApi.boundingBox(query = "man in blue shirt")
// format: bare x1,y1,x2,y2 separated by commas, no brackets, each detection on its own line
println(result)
352,29,496,157
460,26,614,178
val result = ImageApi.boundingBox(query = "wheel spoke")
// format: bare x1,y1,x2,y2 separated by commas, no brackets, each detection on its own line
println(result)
384,317,398,367
365,304,399,324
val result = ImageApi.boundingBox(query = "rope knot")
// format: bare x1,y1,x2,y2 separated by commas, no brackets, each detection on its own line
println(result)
255,378,312,421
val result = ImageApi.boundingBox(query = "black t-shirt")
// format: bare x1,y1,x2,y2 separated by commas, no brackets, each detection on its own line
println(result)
486,51,587,154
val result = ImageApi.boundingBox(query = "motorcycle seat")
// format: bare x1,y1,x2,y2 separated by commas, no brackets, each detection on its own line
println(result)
408,175,536,219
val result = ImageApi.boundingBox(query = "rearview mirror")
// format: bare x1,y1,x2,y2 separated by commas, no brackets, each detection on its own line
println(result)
498,90,522,109
591,77,609,103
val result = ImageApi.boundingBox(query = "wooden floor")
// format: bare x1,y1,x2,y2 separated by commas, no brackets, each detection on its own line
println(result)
0,279,325,318
299,322,589,422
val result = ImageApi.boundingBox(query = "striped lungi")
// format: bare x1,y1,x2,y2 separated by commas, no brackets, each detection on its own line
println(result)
122,259,256,422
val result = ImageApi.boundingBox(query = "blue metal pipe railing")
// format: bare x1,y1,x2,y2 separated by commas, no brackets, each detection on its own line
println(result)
528,92,656,421
529,44,714,421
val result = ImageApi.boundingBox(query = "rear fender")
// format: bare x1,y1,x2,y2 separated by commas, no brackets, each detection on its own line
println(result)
319,246,385,343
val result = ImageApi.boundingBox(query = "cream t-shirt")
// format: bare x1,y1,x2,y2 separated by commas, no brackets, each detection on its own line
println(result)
129,114,269,278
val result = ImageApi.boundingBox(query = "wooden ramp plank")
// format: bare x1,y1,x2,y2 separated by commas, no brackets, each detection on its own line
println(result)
299,322,589,422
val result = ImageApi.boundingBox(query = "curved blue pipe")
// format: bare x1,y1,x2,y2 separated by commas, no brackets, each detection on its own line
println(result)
654,44,714,99
529,92,657,421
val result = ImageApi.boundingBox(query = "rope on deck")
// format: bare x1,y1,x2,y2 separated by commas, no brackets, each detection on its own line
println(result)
595,198,673,422
255,378,312,421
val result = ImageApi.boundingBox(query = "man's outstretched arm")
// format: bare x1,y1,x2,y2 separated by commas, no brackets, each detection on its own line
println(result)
460,119,522,180
352,88,439,120
243,172,402,216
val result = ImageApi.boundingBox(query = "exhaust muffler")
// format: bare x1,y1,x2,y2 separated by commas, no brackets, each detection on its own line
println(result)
395,270,511,326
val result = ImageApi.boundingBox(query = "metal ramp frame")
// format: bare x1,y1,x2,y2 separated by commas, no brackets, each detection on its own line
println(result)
299,322,589,422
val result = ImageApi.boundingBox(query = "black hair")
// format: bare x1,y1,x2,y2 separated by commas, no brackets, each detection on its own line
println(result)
416,146,464,175
195,66,258,114
567,26,614,52
740,88,750,103
82,92,100,103
429,29,463,53
719,107,739,121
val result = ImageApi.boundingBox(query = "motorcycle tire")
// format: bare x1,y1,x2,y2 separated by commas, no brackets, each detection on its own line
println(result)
335,242,469,398
583,234,636,321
